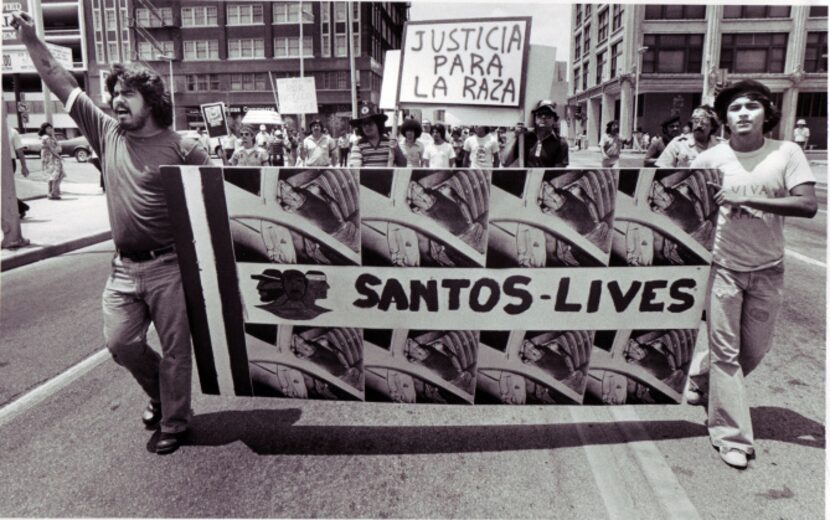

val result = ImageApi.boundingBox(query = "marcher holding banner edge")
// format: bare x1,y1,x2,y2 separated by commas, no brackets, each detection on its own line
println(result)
686,79,817,470
11,10,212,454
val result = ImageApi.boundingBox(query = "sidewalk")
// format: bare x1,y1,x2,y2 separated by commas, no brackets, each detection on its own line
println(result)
1,176,110,272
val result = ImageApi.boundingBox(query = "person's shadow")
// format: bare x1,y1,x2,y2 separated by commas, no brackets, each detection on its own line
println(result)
147,405,824,455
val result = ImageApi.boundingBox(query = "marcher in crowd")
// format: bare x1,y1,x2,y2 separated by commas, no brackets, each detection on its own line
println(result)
256,124,270,148
221,130,237,162
644,116,681,167
450,128,465,167
39,122,65,199
347,107,406,167
196,127,211,154
656,105,722,168
600,120,621,168
632,127,644,152
300,119,336,166
793,119,810,150
12,10,212,454
268,128,285,166
7,124,31,218
337,131,351,166
418,119,434,149
463,125,500,169
686,79,817,469
502,100,569,167
398,119,425,167
680,122,693,141
423,123,456,168
230,125,270,166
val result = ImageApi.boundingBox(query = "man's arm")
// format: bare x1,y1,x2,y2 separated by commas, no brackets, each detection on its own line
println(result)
708,181,818,218
11,12,78,104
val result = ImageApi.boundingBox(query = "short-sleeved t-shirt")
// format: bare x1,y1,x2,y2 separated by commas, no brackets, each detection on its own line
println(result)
231,146,269,166
464,134,499,169
690,139,815,271
793,127,810,143
399,140,425,167
655,135,721,168
66,88,211,251
424,141,456,168
8,127,23,151
303,134,336,166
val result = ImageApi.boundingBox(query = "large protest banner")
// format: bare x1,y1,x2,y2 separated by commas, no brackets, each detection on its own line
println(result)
163,167,720,405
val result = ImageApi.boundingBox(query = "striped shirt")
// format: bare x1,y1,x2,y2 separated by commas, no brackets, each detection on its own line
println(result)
348,137,406,167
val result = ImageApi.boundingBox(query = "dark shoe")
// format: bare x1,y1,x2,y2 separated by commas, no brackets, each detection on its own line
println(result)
141,402,162,429
156,429,189,455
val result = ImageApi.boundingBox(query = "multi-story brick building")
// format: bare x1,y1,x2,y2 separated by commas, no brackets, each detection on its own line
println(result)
84,0,409,131
567,4,827,149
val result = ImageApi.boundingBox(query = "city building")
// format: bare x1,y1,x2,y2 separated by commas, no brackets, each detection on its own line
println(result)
84,0,409,132
566,4,828,149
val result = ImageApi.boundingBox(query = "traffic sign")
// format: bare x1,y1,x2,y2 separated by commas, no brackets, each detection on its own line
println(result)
16,101,27,113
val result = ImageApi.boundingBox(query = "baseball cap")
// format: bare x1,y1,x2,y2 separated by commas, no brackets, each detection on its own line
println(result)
796,119,807,125
531,99,558,116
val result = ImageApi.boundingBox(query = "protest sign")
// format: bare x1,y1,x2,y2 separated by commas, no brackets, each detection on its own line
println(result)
277,77,319,115
397,17,531,108
2,0,28,44
3,42,72,73
163,166,720,405
200,102,229,139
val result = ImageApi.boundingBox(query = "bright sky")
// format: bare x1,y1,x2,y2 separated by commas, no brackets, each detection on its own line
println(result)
408,0,573,62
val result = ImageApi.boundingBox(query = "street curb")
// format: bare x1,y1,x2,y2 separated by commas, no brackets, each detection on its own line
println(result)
0,230,112,272
21,194,48,202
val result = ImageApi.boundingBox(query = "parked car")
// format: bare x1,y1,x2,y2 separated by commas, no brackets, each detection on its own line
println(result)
177,130,222,157
19,132,93,162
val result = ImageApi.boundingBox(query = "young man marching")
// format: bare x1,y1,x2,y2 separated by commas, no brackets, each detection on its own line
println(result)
687,79,817,469
12,11,212,454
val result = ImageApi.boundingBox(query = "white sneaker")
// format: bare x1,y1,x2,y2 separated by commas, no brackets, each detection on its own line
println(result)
719,448,748,469
684,388,706,406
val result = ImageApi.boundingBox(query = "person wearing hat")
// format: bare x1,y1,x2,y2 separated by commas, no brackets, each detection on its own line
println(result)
644,116,681,167
301,119,336,166
229,125,269,166
256,124,271,148
398,118,425,167
656,105,723,168
347,106,406,167
501,99,569,168
793,118,810,150
686,79,817,469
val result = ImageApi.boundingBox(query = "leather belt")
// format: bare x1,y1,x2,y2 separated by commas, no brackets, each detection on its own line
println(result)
118,244,176,262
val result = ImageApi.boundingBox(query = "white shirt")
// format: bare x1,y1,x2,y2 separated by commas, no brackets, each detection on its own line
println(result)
423,141,456,168
464,134,499,169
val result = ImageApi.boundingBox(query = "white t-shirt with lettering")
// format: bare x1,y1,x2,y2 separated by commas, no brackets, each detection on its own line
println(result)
690,139,815,271
464,134,499,169
423,141,456,168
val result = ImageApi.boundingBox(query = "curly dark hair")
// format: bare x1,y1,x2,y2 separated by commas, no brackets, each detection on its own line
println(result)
105,63,173,128
605,120,618,133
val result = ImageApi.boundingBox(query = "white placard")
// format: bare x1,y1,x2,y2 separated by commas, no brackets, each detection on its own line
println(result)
276,77,319,115
2,0,29,43
397,17,531,108
2,42,73,73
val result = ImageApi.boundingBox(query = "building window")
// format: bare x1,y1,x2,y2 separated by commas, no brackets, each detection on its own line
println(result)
273,1,313,23
334,2,347,22
643,34,704,73
137,40,174,60
797,92,827,118
181,6,217,27
723,5,790,19
644,5,705,20
610,41,622,78
573,68,580,94
183,40,219,61
274,36,313,58
96,43,105,63
574,34,581,60
720,33,788,73
575,4,582,26
227,4,263,25
230,73,268,91
597,9,609,43
582,61,589,90
229,39,265,59
584,4,591,19
321,34,331,57
809,5,828,17
583,24,591,53
105,8,116,29
335,34,347,57
135,7,172,27
805,32,828,73
93,10,101,30
186,74,220,92
612,4,623,32
108,42,119,62
596,51,606,84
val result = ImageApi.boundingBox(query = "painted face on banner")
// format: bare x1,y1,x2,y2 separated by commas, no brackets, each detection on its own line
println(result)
726,95,765,136
408,181,436,211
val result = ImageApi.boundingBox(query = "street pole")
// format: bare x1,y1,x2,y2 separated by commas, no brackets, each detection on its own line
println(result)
299,0,306,131
31,0,53,126
632,46,648,143
347,1,358,118
159,54,175,129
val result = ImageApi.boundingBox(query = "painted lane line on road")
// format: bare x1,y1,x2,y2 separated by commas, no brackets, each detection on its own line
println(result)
0,348,110,429
785,249,826,268
569,407,701,520
611,406,702,520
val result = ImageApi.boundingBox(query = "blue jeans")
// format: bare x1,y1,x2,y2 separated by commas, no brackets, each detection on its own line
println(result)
688,263,784,455
102,252,192,434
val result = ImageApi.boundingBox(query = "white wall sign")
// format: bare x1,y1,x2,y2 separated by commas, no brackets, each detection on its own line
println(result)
2,43,73,73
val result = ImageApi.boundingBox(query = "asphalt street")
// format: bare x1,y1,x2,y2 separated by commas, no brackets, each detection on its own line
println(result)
0,172,826,518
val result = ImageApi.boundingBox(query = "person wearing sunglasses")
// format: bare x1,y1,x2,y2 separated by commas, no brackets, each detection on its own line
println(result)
229,125,269,166
656,105,722,168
